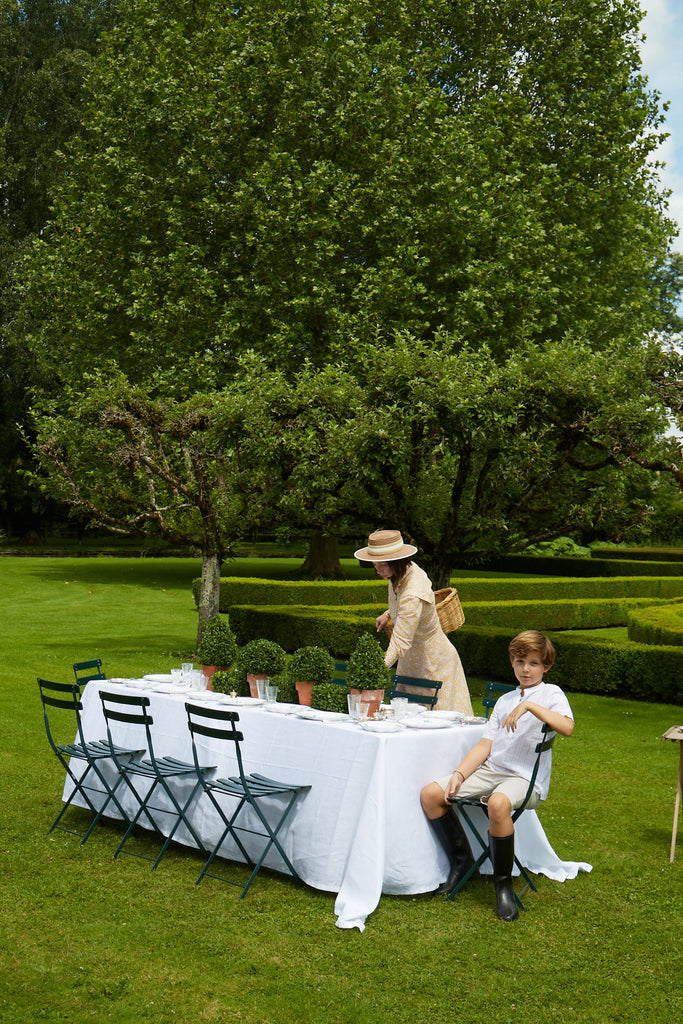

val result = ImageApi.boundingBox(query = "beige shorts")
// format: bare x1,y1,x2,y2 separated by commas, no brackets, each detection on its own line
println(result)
436,763,542,811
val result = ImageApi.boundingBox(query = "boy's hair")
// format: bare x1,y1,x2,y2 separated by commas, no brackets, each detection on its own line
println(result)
508,630,556,669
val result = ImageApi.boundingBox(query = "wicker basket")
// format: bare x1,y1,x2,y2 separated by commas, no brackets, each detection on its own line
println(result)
434,587,465,633
383,587,464,637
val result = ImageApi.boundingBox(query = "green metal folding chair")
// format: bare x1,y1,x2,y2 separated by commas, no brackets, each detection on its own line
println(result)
332,661,348,685
386,674,442,708
38,677,141,844
97,690,214,870
73,659,106,690
481,680,516,719
185,702,311,898
446,723,556,910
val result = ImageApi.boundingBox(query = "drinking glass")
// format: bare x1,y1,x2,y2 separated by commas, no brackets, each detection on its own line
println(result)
171,668,182,685
391,697,409,722
256,677,270,700
264,683,279,703
181,662,194,685
347,693,361,720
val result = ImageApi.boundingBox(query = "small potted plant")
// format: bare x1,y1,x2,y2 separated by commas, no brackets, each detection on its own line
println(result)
311,682,349,715
346,632,391,717
211,665,250,698
197,615,239,686
270,671,298,706
239,638,287,698
288,645,335,706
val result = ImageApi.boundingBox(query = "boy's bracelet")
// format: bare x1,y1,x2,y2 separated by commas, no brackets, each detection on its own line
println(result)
453,770,464,782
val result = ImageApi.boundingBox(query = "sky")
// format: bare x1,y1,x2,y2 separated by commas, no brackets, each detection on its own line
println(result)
640,0,683,254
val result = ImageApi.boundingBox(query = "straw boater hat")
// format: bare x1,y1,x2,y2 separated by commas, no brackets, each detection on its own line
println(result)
354,530,418,562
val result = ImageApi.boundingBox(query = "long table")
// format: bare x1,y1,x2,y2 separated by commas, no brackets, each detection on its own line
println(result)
68,679,591,930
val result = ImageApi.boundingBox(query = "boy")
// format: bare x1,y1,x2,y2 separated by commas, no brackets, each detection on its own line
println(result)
420,630,574,920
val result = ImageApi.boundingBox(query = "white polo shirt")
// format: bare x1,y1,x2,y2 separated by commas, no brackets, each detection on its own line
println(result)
483,681,574,801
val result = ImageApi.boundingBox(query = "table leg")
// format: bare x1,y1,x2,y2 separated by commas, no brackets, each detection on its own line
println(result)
670,744,683,865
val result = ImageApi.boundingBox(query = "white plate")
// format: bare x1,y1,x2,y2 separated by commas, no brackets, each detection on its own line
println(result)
360,720,404,733
220,696,265,706
184,690,225,701
464,715,488,725
151,683,195,694
143,674,174,683
427,710,465,722
404,717,454,730
295,708,347,722
264,703,299,714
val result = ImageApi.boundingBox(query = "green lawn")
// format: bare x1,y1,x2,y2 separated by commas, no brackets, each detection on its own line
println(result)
1,557,682,1023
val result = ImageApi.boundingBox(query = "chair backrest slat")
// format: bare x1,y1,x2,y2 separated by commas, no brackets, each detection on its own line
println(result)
185,702,247,778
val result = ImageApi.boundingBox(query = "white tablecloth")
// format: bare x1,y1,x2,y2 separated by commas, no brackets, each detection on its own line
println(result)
68,681,591,930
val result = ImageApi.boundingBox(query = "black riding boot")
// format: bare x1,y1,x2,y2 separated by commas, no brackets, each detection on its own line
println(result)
429,809,475,895
489,832,519,921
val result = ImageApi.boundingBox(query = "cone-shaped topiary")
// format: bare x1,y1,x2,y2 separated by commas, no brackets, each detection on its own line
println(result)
346,632,391,691
197,614,238,668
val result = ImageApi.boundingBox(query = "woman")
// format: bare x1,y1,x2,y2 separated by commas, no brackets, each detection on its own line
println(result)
354,530,473,714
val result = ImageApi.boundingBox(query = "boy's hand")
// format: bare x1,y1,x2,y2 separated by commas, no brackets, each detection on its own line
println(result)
445,770,464,800
503,702,527,732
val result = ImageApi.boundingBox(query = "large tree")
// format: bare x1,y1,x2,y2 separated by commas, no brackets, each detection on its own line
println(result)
24,0,683,584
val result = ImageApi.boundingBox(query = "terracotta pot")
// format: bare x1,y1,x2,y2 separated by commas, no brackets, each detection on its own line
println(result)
295,681,315,707
247,672,269,699
350,688,385,718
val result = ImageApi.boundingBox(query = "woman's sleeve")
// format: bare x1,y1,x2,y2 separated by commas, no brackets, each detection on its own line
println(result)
384,593,425,666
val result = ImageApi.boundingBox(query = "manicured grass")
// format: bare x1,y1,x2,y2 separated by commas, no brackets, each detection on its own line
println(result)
1,557,682,1024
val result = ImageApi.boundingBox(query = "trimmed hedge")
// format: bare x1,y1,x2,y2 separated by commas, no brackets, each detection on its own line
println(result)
193,576,386,612
196,574,683,612
229,604,388,658
229,596,678,648
455,625,683,704
453,554,683,577
594,547,683,562
464,596,675,630
627,601,683,646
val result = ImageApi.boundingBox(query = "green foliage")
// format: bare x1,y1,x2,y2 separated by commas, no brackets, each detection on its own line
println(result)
21,0,683,579
288,646,335,685
627,602,683,646
346,632,391,692
209,666,249,697
270,671,298,705
196,614,238,667
522,536,592,558
238,638,287,677
229,603,386,657
310,682,349,713
192,576,387,612
456,625,683,704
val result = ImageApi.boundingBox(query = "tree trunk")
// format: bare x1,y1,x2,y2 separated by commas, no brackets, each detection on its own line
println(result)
419,550,453,591
196,550,222,649
296,532,346,579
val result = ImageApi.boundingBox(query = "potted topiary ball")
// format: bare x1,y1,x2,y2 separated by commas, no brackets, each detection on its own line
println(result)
346,632,391,717
311,682,350,714
211,665,250,698
197,615,239,686
288,645,335,706
269,671,298,706
239,638,287,698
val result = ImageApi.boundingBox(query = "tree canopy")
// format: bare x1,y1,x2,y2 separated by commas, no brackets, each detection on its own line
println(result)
27,0,681,386
0,0,117,532
23,0,683,592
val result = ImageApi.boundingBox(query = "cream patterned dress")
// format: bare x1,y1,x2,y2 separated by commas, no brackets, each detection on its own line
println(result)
384,563,472,714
